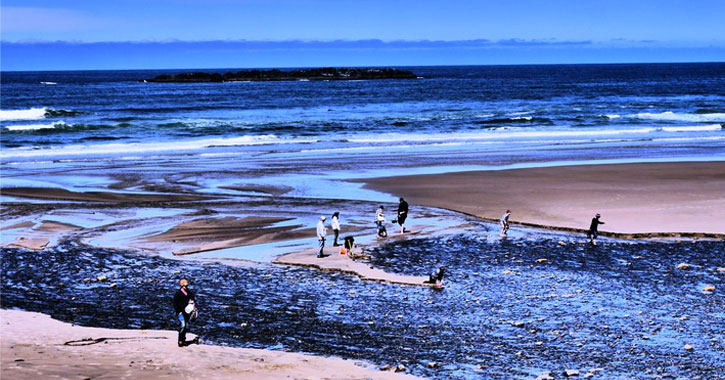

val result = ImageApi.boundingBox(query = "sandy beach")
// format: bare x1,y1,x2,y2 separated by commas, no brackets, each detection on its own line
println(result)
1,309,423,380
362,161,725,237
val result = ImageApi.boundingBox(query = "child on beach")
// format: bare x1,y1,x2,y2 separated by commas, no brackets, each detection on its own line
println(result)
587,213,605,245
375,206,387,238
500,210,511,236
331,212,341,246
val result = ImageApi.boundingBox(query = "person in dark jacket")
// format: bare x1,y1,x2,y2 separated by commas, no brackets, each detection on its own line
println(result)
587,213,605,245
424,266,446,287
173,278,196,347
397,197,409,234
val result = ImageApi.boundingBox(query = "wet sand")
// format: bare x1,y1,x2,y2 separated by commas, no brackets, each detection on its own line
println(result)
1,309,423,380
361,161,725,237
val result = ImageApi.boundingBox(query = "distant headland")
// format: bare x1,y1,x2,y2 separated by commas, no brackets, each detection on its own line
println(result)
143,67,418,83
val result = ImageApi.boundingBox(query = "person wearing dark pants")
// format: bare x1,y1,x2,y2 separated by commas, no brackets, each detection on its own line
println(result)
173,279,195,347
587,213,605,245
397,198,409,234
317,216,328,257
331,212,341,246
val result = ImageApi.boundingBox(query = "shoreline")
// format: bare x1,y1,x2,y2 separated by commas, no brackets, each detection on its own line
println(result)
1,309,423,380
360,161,725,238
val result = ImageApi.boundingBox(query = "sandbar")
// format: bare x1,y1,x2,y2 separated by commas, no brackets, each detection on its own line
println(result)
361,161,725,237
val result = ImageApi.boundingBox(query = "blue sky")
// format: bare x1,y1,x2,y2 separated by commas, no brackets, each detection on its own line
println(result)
2,0,724,70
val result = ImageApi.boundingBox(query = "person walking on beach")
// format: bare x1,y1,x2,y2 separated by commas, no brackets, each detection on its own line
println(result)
375,205,387,238
173,279,196,347
397,197,409,234
331,212,341,246
500,210,511,236
587,213,605,245
317,216,328,257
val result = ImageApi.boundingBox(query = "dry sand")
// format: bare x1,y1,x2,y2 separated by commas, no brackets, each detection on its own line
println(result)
361,161,725,237
1,309,423,380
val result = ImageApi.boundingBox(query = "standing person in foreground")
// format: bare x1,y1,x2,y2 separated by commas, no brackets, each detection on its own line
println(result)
331,212,341,246
317,216,328,257
397,197,409,234
375,205,387,238
173,279,196,347
587,213,605,245
500,209,511,236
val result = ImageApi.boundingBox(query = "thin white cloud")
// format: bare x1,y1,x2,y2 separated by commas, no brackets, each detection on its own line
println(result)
1,6,106,32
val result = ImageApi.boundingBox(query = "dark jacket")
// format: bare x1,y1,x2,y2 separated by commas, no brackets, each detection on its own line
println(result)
589,217,604,232
174,287,195,314
397,200,409,215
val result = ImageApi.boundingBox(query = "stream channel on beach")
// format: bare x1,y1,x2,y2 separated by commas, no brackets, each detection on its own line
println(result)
2,231,724,379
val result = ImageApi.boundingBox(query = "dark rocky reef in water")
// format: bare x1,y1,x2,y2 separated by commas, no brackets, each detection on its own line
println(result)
143,67,418,83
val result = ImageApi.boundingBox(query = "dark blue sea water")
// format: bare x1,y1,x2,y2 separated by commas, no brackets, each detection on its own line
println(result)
2,64,724,165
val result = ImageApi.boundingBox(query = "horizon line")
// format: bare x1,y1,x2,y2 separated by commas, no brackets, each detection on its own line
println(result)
3,61,724,74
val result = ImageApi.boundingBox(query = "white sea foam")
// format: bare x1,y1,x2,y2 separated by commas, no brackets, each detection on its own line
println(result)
0,107,47,121
0,134,315,159
659,124,723,132
4,123,58,131
603,114,622,119
40,82,57,85
634,111,725,122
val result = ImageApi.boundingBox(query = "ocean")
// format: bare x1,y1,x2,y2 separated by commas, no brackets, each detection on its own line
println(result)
2,63,725,168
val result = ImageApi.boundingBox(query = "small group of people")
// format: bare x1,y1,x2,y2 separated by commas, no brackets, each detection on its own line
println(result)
316,197,410,257
499,209,606,245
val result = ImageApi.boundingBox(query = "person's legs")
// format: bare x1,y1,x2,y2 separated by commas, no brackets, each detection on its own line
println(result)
592,230,598,245
178,313,187,346
318,238,325,257
333,229,339,246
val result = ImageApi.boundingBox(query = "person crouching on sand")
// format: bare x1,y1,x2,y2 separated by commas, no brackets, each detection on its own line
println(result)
173,279,196,347
317,216,328,257
331,212,341,246
587,213,605,245
500,209,511,236
424,266,446,287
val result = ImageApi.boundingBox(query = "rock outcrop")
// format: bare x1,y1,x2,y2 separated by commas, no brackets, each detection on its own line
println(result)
144,67,418,83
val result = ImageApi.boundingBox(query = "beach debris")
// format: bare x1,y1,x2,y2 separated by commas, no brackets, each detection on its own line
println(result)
703,285,715,292
379,364,392,371
535,258,548,264
676,263,691,270
97,275,108,282
477,364,489,370
717,267,725,273
511,321,525,328
427,361,440,369
563,369,580,377
558,241,567,246
589,368,603,374
83,278,91,282
109,283,117,288
395,364,406,372
583,373,594,379
535,371,554,380
684,344,694,351
240,322,248,327
503,270,512,275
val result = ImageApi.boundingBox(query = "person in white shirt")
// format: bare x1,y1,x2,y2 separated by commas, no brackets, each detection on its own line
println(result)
500,210,511,236
375,205,387,238
316,216,328,258
331,212,341,246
